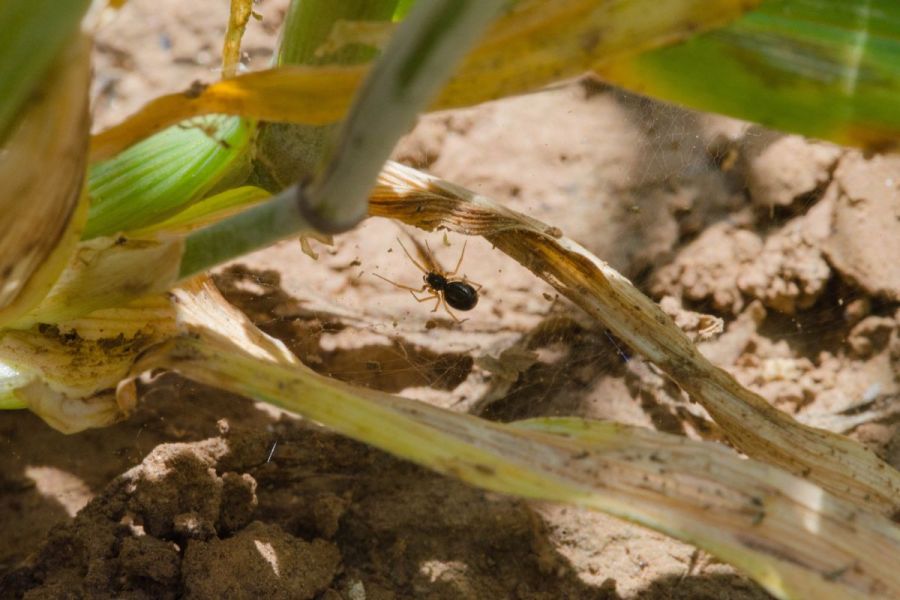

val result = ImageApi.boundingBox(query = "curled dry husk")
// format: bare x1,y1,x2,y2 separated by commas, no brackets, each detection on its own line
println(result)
0,234,182,430
367,161,900,517
0,33,92,327
0,295,176,432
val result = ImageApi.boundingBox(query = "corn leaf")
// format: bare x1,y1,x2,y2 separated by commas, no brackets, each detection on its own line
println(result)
153,278,900,600
85,115,254,239
0,294,175,432
367,160,900,516
0,34,92,327
438,0,762,109
10,237,183,330
0,0,91,144
91,0,760,160
7,274,896,596
89,69,362,162
598,0,900,150
127,186,270,237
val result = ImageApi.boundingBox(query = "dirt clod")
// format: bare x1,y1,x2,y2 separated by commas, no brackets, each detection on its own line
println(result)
652,223,762,315
118,536,180,588
739,128,841,210
182,521,340,600
824,152,900,301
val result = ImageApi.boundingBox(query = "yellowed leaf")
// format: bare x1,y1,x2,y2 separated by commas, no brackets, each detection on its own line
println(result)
91,0,761,160
0,34,92,325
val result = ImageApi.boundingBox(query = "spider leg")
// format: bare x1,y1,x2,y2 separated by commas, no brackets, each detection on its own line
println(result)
411,292,438,303
396,238,430,275
440,296,464,323
445,239,468,277
462,276,483,291
431,295,442,313
372,272,426,293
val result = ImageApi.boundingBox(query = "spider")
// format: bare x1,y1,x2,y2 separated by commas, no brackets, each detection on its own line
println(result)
373,236,482,322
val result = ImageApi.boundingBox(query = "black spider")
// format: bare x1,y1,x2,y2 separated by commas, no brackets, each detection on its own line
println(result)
374,236,481,323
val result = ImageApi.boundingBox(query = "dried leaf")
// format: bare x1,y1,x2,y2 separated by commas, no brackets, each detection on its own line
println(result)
367,160,900,516
0,34,92,326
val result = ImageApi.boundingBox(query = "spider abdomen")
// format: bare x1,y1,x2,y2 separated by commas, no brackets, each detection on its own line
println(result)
444,281,478,311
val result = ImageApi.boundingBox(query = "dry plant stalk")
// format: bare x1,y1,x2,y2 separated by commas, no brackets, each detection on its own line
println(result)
368,161,900,516
9,237,183,330
0,34,92,325
221,0,254,78
152,278,900,600
0,293,176,432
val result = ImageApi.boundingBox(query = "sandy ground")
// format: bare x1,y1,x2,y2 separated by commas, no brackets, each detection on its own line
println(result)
2,1,899,598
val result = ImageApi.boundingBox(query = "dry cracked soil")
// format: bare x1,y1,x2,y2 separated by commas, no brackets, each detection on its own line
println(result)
2,2,898,598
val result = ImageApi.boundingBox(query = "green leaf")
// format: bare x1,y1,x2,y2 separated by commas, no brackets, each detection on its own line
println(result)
278,0,399,66
393,0,417,21
84,115,254,239
598,0,900,149
128,185,270,237
0,0,91,144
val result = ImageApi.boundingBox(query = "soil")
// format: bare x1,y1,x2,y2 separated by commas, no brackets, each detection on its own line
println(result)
2,1,899,598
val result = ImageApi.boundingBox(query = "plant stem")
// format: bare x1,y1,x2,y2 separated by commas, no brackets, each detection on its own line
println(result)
183,0,506,273
298,0,507,233
183,0,401,277
253,0,400,190
278,0,399,66
178,184,307,279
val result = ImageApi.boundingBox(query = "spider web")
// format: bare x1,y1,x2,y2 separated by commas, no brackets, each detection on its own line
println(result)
215,77,899,448
84,0,898,476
